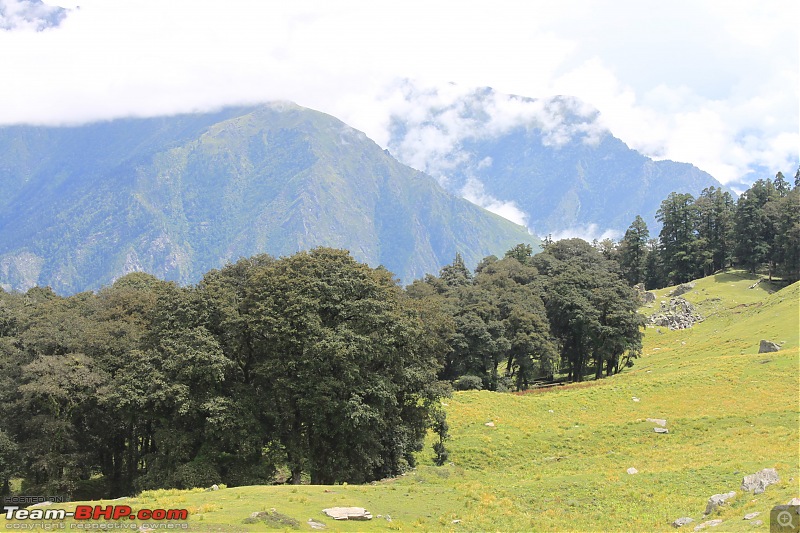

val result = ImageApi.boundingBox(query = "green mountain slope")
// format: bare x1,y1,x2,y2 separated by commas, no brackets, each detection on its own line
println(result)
4,271,794,531
0,103,538,293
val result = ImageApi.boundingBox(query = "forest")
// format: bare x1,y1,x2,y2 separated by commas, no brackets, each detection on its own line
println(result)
609,172,799,288
0,172,796,501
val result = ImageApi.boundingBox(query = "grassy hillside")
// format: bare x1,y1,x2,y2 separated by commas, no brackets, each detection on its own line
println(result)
2,270,797,531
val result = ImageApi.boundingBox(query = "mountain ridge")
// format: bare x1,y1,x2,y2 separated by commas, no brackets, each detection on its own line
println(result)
0,102,538,293
386,87,730,237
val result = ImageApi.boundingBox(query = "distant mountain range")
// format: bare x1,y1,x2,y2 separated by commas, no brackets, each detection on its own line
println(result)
0,89,731,294
0,103,538,293
387,86,728,238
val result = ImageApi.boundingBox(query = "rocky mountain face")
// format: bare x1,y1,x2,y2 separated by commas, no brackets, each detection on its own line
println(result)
0,103,538,293
387,86,727,238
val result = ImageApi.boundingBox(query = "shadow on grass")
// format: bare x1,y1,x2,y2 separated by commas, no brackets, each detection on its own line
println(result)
711,271,758,284
711,270,787,292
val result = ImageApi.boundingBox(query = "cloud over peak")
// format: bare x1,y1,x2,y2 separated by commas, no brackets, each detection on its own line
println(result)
0,0,68,31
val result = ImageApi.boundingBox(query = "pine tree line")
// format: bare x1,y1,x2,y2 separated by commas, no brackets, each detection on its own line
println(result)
612,171,799,288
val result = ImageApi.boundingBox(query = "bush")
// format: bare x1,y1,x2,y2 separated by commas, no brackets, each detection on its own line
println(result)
170,460,220,490
454,375,483,391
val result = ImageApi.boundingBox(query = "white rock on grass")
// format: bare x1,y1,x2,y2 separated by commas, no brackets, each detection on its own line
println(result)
743,512,760,520
627,467,638,475
308,518,327,530
741,468,779,494
672,517,693,528
705,492,736,515
694,519,723,531
647,418,667,427
322,507,372,521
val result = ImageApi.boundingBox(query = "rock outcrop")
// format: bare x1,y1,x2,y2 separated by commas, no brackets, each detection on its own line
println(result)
322,507,373,521
669,282,695,297
672,517,694,528
741,468,779,494
649,298,703,330
704,492,736,515
758,340,781,353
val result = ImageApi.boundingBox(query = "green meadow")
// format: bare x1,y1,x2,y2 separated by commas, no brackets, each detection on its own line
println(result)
3,270,798,531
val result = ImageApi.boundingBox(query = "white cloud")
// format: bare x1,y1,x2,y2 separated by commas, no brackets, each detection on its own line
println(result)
0,0,67,31
461,177,528,227
0,0,794,188
549,224,621,243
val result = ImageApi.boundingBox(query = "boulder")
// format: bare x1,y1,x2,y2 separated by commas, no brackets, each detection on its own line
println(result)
705,492,736,515
654,427,669,434
743,512,760,520
322,507,373,521
627,467,638,475
758,340,780,353
672,517,694,528
643,291,656,304
670,282,696,297
741,468,779,494
788,498,800,506
647,418,667,427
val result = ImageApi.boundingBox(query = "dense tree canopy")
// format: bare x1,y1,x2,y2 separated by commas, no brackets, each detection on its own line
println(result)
0,249,449,498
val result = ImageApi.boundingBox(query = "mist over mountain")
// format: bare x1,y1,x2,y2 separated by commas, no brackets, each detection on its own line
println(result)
387,86,728,238
0,103,538,293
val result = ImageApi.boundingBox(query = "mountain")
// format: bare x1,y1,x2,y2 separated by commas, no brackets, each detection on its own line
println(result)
387,86,728,238
0,103,539,293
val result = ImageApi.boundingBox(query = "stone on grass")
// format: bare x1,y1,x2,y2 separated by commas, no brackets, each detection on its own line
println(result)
672,517,693,528
670,282,696,297
750,520,763,526
647,418,667,427
694,519,723,530
788,498,800,505
485,421,495,427
654,427,669,434
705,492,736,515
743,512,760,520
741,468,779,494
322,507,373,521
632,397,640,402
627,467,638,475
308,518,326,529
758,340,781,353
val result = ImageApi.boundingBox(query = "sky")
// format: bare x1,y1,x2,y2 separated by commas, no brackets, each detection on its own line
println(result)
1,0,797,191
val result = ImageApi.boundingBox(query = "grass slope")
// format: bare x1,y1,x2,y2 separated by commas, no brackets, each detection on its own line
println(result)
3,271,797,531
